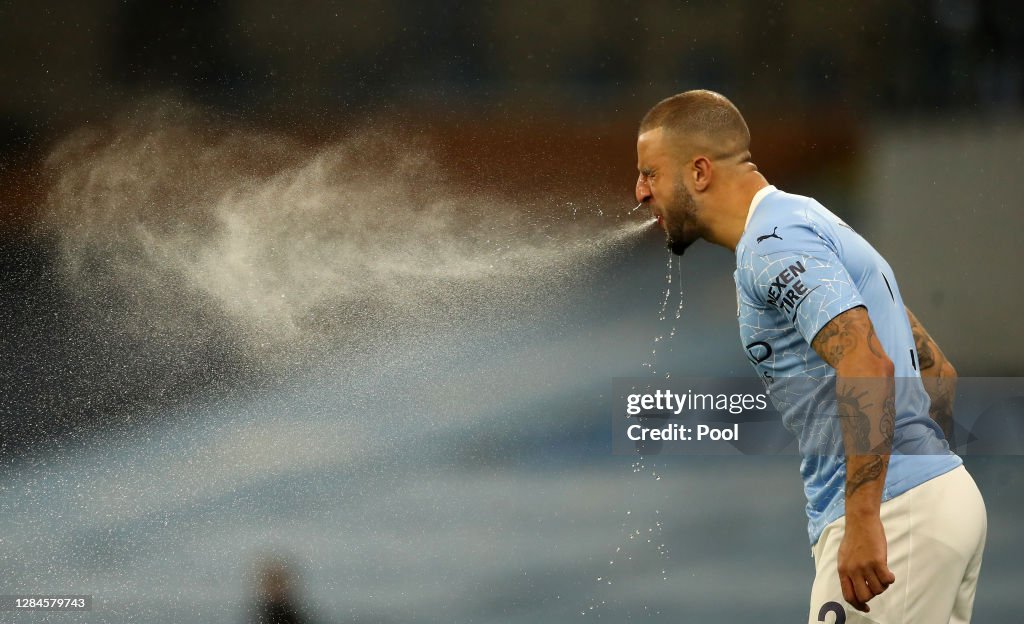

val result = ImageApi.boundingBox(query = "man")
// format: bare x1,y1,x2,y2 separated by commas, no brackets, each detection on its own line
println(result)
634,90,986,622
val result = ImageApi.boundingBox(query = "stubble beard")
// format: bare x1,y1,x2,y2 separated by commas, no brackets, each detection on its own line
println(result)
665,184,700,256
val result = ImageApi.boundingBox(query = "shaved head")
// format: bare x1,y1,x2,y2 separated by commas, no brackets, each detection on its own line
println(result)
639,90,751,162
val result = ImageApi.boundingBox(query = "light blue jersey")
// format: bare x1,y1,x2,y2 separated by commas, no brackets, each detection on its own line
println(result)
734,186,961,545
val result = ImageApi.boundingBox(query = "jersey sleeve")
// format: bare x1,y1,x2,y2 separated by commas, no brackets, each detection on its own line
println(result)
740,228,866,346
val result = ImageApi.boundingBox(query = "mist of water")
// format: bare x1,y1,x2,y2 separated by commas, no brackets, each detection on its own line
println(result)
39,101,652,374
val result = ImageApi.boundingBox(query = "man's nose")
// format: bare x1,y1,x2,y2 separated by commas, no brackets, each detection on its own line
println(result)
635,174,652,204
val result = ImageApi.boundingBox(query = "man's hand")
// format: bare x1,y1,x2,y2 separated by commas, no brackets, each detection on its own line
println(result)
838,514,896,612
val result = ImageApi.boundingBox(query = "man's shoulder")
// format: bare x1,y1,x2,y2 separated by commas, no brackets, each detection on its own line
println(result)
743,190,857,259
741,193,829,258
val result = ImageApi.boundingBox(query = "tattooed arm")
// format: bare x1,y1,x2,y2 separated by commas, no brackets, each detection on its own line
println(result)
811,305,896,613
906,307,957,443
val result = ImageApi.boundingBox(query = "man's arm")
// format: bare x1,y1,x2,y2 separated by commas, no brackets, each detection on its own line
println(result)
906,306,957,443
810,305,896,614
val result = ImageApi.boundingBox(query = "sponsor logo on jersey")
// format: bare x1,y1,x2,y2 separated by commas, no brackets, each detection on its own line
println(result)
766,260,817,316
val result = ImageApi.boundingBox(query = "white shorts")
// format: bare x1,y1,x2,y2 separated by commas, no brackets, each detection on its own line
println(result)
808,465,987,623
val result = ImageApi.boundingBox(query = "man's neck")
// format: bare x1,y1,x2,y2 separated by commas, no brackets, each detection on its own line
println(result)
704,170,769,252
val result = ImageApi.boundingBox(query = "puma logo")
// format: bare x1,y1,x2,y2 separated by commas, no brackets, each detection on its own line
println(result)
756,227,782,243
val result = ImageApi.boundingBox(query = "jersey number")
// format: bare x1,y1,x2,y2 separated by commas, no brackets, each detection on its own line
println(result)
817,601,846,623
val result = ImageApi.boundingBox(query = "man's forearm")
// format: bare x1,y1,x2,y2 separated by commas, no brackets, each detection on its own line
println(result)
922,364,956,442
835,372,895,517
906,307,957,442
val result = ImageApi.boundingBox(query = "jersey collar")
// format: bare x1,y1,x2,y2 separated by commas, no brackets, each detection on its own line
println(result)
743,184,778,232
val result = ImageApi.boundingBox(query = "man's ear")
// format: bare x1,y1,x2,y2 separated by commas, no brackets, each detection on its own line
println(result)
691,156,712,192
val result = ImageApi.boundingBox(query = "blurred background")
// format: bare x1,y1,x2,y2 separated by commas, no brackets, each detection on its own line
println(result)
1,1,1022,622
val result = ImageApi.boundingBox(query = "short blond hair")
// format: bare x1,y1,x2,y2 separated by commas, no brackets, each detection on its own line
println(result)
640,90,750,158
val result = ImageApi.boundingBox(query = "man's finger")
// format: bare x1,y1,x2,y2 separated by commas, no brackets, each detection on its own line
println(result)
863,569,886,596
877,563,896,586
852,572,874,605
840,575,855,604
840,575,869,613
